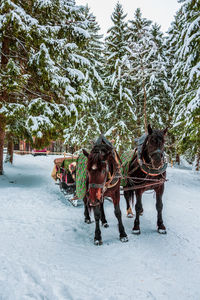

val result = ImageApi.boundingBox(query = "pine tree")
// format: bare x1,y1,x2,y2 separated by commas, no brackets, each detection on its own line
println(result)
127,8,152,134
166,9,184,161
127,9,171,135
103,2,136,150
0,0,96,172
169,0,200,168
0,0,32,173
148,24,172,128
64,5,104,148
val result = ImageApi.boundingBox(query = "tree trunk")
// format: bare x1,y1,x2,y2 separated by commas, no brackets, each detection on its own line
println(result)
0,35,10,174
143,82,147,134
0,115,6,175
195,147,200,171
6,132,14,164
141,63,147,133
176,153,180,165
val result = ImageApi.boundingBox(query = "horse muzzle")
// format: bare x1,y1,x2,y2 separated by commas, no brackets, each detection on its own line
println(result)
150,149,165,169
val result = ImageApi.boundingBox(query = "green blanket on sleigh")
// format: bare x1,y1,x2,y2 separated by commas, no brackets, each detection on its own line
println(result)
120,150,136,187
76,153,88,199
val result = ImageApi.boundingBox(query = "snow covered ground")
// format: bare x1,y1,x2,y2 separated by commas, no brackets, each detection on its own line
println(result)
0,154,200,300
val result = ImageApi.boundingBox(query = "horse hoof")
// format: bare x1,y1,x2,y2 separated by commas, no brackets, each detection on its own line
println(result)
127,208,134,218
85,219,91,224
102,223,109,228
127,213,134,218
120,236,128,242
94,239,103,246
132,229,141,235
157,228,167,234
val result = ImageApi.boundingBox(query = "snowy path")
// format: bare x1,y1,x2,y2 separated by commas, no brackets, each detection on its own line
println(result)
0,154,200,300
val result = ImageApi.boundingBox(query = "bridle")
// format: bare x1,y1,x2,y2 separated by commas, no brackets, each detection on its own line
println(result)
88,160,109,205
148,148,164,158
137,135,167,176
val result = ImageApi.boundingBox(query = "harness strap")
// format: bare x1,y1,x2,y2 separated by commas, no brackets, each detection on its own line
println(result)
89,183,104,189
149,149,163,157
136,146,167,176
128,164,139,175
123,179,166,191
88,159,120,205
139,159,167,176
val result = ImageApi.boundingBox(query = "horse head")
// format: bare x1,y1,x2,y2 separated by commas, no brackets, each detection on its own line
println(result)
83,144,112,206
142,124,167,169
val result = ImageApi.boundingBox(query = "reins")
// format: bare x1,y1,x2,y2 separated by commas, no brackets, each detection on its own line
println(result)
122,174,167,191
123,179,166,191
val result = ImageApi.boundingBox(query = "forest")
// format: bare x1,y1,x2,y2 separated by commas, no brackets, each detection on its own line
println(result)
0,0,199,174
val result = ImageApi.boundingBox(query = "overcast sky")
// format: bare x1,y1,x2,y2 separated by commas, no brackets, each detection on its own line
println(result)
76,0,181,35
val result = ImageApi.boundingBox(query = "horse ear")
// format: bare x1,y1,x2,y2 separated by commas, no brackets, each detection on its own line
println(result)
82,149,89,157
148,124,153,135
163,127,168,136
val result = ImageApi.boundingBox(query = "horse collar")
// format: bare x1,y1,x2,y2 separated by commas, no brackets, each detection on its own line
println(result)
139,158,167,176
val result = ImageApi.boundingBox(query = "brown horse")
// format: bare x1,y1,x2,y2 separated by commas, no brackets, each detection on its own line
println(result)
83,143,128,245
124,124,168,234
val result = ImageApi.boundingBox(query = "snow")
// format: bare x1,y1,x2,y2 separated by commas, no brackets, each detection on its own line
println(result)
35,0,52,9
67,68,85,81
73,26,90,38
0,154,200,299
27,115,53,132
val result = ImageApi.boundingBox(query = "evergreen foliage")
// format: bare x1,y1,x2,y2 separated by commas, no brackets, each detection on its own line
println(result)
0,0,199,172
167,0,200,163
103,2,136,150
0,0,102,165
64,4,104,148
127,9,172,135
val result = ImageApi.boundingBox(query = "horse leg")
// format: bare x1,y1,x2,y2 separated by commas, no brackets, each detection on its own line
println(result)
114,204,128,242
100,202,109,228
132,191,143,234
84,204,91,224
93,205,103,245
124,190,134,218
156,185,166,234
83,196,91,224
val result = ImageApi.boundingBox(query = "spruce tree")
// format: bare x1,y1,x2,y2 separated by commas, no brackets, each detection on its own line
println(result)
127,8,152,134
166,9,184,162
169,0,200,168
64,5,104,148
0,0,95,172
127,9,171,135
0,0,32,173
103,2,136,150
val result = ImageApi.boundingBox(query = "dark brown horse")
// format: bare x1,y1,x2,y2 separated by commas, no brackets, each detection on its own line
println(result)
83,143,128,245
124,124,168,234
